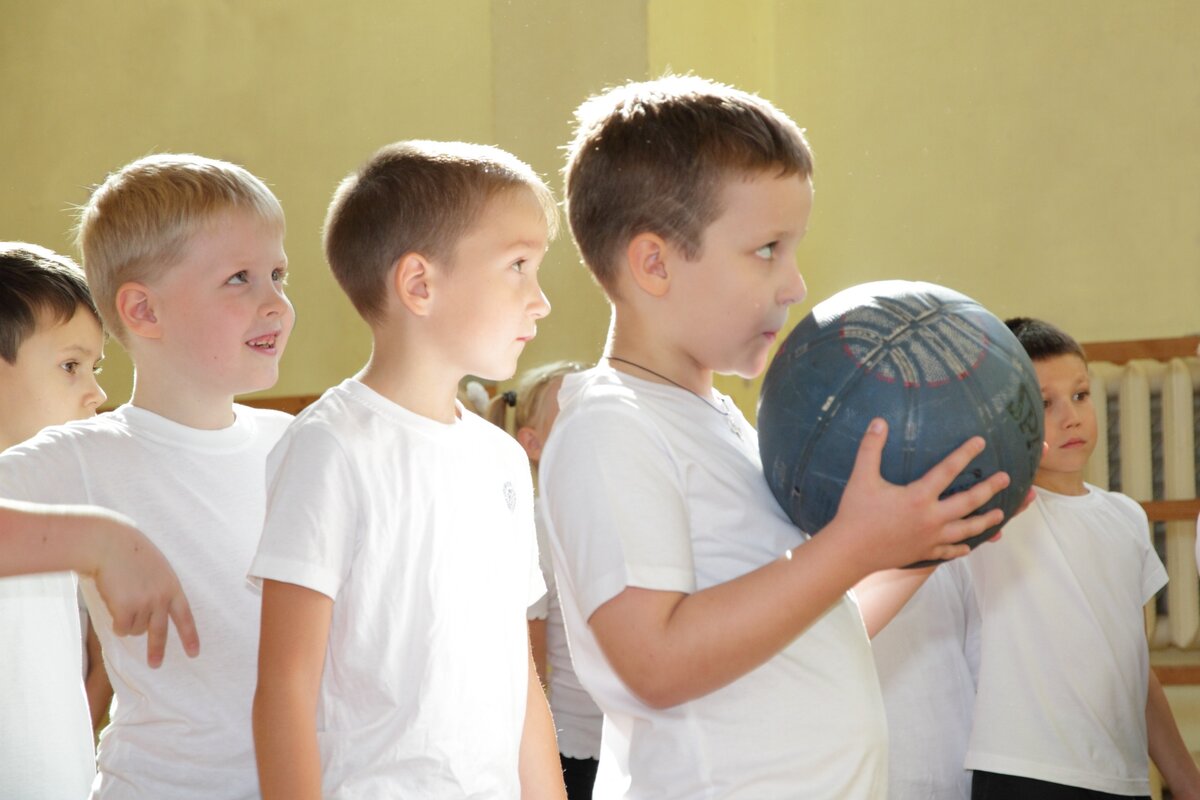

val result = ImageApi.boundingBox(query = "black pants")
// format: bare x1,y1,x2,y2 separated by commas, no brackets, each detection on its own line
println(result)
561,754,599,800
972,770,1150,800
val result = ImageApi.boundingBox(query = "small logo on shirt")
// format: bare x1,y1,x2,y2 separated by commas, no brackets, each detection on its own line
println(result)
503,481,516,512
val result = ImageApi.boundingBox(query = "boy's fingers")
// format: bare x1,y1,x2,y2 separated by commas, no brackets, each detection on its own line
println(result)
938,471,1011,519
170,595,201,658
848,419,888,482
943,507,1005,543
917,436,988,494
146,609,167,669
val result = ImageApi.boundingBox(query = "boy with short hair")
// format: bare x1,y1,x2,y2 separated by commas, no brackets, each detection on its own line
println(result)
1,242,115,733
251,140,566,798
539,75,1012,797
967,318,1200,799
0,242,198,799
0,154,295,798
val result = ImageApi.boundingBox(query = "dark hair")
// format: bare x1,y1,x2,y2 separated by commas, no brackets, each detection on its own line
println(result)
1004,317,1086,363
0,242,100,364
564,74,813,295
323,140,558,325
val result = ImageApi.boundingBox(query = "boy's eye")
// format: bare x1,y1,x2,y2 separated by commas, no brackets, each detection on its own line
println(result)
227,271,249,285
511,259,526,273
272,268,288,284
60,361,79,375
1074,390,1090,402
755,243,778,260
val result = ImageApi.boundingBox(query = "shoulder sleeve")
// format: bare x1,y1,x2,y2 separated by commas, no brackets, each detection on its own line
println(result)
0,426,88,504
540,400,694,620
1106,491,1168,603
248,420,360,599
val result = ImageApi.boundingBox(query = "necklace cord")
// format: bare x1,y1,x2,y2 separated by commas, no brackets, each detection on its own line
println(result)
605,355,730,418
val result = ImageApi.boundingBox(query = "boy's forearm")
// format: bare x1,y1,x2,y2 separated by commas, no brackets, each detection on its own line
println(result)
1147,670,1200,800
590,528,871,708
0,500,114,578
518,653,566,799
854,566,936,638
255,580,332,799
253,684,322,799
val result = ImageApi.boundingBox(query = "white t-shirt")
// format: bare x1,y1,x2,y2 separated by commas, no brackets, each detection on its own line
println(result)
529,500,603,760
0,569,94,800
967,484,1167,795
872,559,980,800
0,404,291,800
249,379,544,799
540,367,888,799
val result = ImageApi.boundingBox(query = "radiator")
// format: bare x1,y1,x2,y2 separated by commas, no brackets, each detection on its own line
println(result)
1085,355,1200,650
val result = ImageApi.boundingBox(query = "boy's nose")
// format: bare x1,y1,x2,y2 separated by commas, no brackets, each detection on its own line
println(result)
529,287,551,320
779,269,807,308
85,376,107,411
261,287,293,318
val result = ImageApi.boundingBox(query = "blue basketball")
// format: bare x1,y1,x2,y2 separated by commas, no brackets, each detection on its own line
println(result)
758,280,1042,557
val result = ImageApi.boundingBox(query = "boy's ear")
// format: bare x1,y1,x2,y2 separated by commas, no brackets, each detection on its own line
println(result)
515,425,543,462
625,232,671,298
115,282,161,339
393,252,433,316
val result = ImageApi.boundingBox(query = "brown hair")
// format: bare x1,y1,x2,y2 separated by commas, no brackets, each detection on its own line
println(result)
0,242,100,364
1004,317,1087,363
323,140,559,325
564,75,813,295
76,153,284,345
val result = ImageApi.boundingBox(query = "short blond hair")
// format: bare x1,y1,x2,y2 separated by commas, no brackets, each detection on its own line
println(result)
323,140,558,325
76,153,284,344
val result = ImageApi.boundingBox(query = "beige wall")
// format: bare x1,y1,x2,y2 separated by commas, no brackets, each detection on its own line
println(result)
2,1,1197,412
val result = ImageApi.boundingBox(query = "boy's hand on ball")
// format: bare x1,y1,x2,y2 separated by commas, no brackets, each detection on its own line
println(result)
834,418,1010,573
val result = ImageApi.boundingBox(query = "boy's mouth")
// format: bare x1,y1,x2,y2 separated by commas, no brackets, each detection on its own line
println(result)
246,333,279,351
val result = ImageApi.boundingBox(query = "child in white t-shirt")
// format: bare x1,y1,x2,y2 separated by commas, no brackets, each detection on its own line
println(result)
871,559,980,799
251,141,566,798
965,317,1200,800
540,75,1013,798
0,155,295,799
488,361,604,799
0,241,200,799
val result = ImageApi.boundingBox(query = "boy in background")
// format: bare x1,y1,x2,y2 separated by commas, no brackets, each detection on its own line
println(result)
966,318,1200,799
539,74,1012,797
0,155,295,798
251,141,565,798
1,242,114,734
0,242,197,799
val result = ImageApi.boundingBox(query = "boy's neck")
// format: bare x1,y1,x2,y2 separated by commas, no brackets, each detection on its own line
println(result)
1033,470,1088,497
129,373,236,430
606,310,714,395
357,338,461,424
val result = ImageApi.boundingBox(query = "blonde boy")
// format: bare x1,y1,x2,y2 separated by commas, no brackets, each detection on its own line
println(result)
251,141,565,798
0,155,294,798
0,243,197,799
539,75,1011,797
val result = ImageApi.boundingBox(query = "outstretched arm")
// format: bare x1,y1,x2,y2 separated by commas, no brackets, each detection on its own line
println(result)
588,420,1009,708
518,645,566,799
253,579,332,800
1148,669,1200,800
0,499,199,666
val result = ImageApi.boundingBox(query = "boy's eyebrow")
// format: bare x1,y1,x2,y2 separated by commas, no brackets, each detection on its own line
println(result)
57,343,102,357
